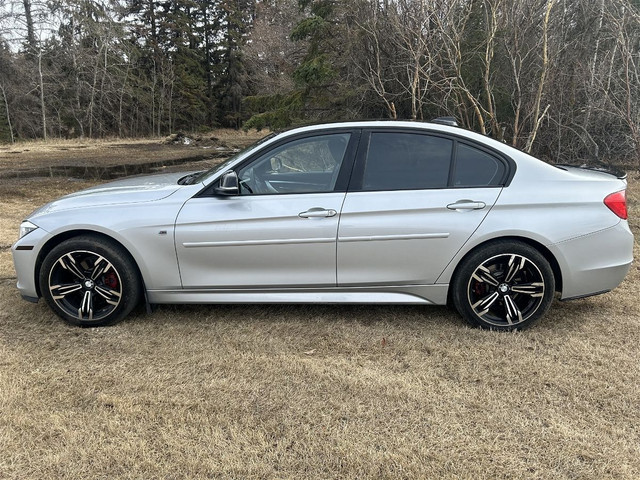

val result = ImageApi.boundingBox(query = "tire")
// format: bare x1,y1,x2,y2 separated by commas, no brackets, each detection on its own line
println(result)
39,235,142,327
452,240,555,331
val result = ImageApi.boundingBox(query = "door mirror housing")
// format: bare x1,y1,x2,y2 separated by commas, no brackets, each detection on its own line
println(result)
215,170,239,195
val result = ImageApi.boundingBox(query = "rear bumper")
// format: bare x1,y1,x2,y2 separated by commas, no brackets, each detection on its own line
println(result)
550,221,634,300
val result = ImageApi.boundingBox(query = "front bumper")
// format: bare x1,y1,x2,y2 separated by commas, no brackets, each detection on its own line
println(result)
11,226,52,301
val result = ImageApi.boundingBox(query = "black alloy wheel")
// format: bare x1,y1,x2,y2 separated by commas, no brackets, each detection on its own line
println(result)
452,241,555,330
40,236,141,327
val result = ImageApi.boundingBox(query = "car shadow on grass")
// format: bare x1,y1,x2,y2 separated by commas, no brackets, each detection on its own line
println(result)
2,281,620,336
137,303,462,330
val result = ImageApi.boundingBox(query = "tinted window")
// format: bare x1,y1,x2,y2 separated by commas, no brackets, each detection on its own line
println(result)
453,143,506,187
237,133,350,195
362,133,453,190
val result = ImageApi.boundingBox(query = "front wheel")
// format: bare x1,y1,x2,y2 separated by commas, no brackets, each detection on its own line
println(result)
39,236,142,327
452,241,555,330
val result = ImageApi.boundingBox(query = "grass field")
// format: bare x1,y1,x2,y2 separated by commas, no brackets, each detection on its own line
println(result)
0,137,639,479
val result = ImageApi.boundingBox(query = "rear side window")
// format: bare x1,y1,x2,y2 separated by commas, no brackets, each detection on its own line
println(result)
362,132,453,190
453,143,506,187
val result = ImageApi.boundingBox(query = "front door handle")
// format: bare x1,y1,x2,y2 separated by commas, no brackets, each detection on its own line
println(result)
446,200,487,211
299,208,337,218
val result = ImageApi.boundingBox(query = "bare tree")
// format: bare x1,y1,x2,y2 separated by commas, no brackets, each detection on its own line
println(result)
0,80,14,142
353,3,399,119
524,0,555,152
22,0,35,50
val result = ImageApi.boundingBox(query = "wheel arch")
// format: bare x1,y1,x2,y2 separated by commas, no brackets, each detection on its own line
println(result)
448,236,563,299
34,229,145,298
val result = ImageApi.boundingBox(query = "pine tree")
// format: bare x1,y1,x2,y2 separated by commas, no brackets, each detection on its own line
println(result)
243,0,354,130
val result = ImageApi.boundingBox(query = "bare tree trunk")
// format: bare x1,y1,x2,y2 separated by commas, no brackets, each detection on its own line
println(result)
151,57,157,136
505,1,524,147
71,47,84,136
584,0,605,130
149,0,159,136
22,0,36,52
0,82,14,143
158,66,165,136
87,44,103,138
37,47,46,141
119,60,131,138
525,0,555,153
509,50,522,146
482,0,499,137
410,59,419,120
168,79,173,134
202,3,214,126
97,42,109,137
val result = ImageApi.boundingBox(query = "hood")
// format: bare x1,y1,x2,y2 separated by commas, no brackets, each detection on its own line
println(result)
29,172,188,217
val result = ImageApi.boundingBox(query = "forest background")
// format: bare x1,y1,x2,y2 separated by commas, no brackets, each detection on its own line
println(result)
0,0,638,166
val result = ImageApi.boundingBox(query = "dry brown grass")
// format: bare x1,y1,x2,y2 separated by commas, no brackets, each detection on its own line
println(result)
0,146,638,479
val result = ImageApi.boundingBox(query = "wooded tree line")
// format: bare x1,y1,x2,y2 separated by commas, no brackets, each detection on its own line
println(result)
0,0,639,165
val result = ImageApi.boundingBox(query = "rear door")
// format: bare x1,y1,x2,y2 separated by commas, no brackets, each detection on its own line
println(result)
337,130,508,286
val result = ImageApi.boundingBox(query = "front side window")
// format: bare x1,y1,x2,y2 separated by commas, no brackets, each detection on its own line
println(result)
238,133,350,195
362,132,453,191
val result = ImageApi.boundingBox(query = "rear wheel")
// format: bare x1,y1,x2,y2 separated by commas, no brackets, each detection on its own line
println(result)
452,241,555,330
39,236,141,327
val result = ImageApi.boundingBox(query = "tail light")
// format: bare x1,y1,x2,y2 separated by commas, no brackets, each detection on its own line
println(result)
604,190,628,219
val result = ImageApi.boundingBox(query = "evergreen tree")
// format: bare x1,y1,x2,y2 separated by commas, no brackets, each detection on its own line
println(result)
244,0,353,130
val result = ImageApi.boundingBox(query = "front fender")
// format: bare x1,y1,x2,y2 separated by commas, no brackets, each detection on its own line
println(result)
29,201,185,291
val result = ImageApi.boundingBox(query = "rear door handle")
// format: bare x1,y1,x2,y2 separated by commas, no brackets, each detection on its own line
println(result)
446,200,486,211
299,208,337,218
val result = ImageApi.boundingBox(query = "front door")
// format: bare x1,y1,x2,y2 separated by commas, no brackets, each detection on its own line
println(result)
175,132,354,288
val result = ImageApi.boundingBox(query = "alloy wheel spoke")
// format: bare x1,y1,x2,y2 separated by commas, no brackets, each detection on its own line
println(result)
504,255,526,283
510,282,544,297
90,256,112,281
78,290,93,320
94,285,121,306
58,254,86,280
503,294,523,325
472,265,499,287
472,291,500,316
50,282,83,300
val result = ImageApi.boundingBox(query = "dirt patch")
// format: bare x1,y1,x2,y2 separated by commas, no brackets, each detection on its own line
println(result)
0,130,267,180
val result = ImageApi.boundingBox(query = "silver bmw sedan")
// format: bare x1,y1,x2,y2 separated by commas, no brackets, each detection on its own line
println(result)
12,120,634,330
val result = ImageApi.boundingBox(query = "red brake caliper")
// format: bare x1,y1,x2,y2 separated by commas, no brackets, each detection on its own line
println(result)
103,272,119,289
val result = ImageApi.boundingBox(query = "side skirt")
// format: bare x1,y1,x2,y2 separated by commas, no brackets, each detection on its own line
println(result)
146,284,449,306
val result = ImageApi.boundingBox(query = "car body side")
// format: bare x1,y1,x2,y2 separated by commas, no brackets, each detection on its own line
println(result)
12,121,633,307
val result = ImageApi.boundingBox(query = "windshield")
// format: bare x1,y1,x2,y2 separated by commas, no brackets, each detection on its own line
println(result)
191,133,277,184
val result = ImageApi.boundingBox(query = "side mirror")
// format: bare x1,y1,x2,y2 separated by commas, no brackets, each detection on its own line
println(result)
214,170,239,195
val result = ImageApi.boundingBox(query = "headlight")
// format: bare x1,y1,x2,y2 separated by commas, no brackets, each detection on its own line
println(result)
19,221,38,239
